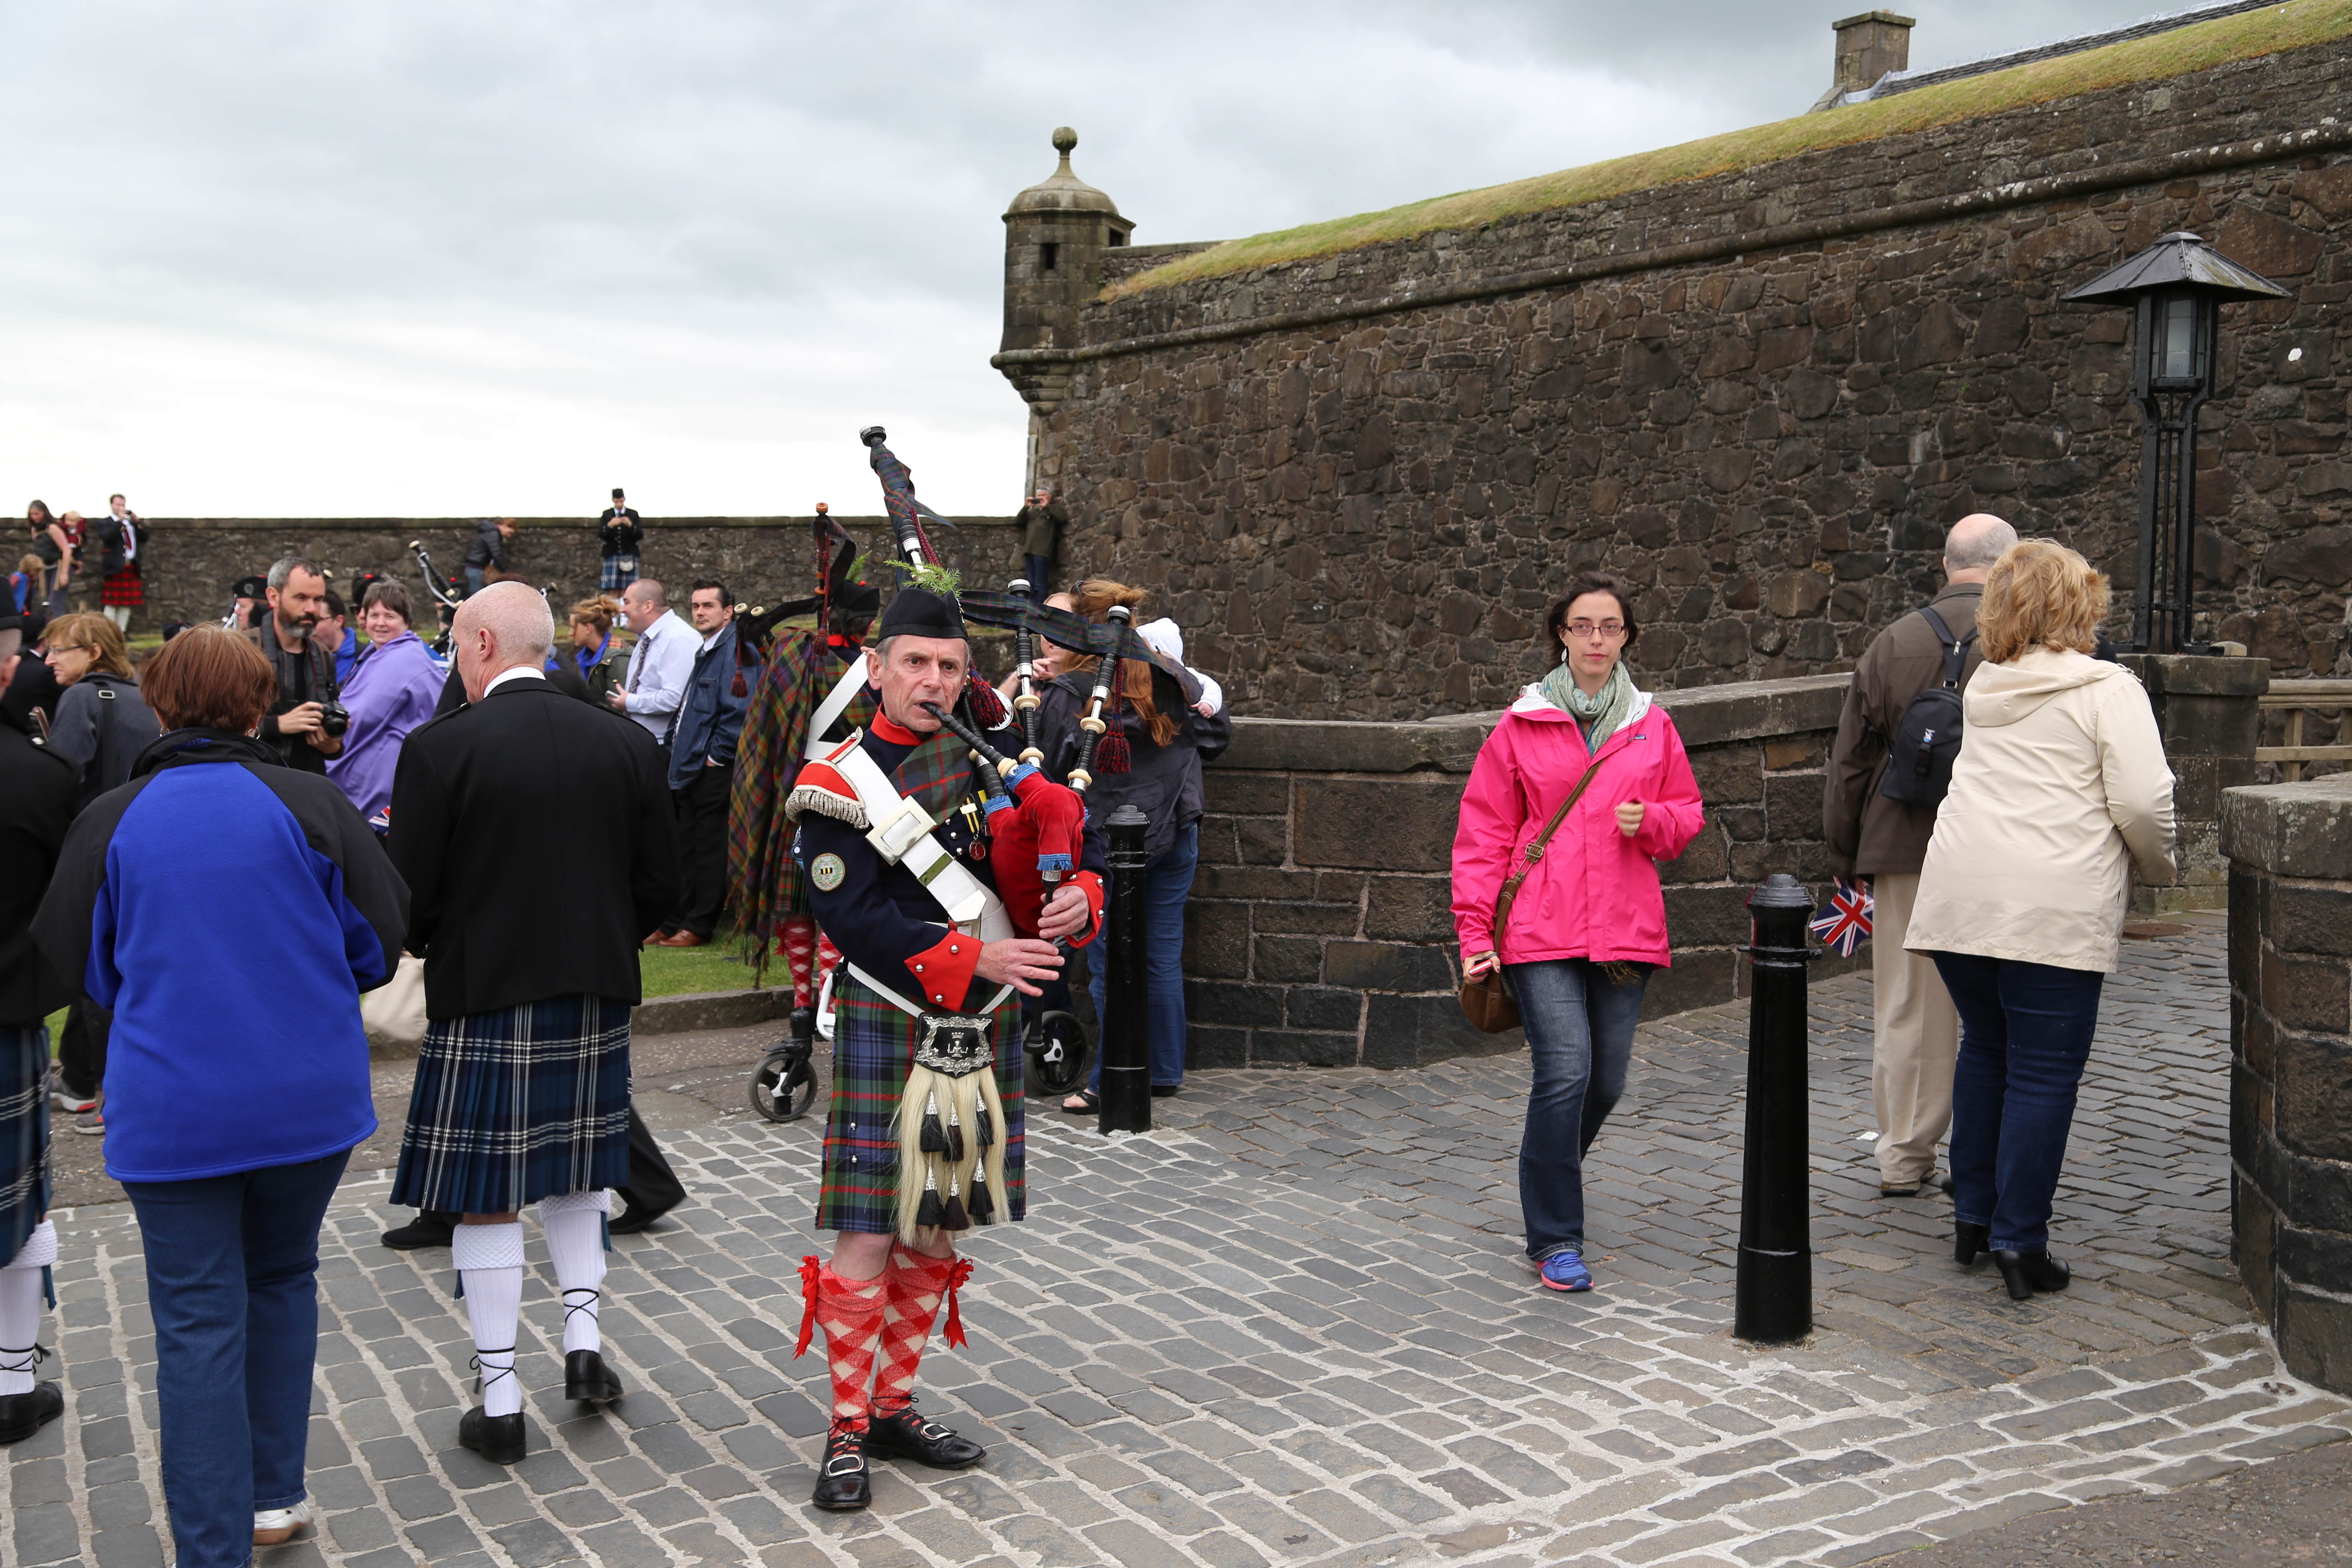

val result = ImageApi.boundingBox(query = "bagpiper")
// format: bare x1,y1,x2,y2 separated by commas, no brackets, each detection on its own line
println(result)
784,580,1104,1510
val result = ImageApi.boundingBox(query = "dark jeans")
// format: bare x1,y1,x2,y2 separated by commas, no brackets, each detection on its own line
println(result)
1928,952,2105,1254
667,760,734,939
1024,554,1052,604
123,1150,350,1568
1510,958,1648,1261
1087,822,1199,1091
58,998,113,1100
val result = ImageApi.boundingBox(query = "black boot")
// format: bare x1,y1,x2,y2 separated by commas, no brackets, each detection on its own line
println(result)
564,1349,622,1404
382,1210,459,1250
458,1406,527,1464
1992,1249,2070,1301
811,1420,871,1510
865,1403,986,1469
0,1382,64,1445
1954,1221,1991,1265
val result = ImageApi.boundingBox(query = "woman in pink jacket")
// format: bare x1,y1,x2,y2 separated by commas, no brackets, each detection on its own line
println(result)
1452,570,1705,1292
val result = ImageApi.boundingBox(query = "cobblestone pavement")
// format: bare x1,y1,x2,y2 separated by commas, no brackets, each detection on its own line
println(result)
8,912,2348,1568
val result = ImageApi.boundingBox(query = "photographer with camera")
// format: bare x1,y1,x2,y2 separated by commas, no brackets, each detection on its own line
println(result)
243,557,347,775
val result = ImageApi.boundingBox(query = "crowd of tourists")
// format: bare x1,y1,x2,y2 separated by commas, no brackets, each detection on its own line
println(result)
0,475,2174,1557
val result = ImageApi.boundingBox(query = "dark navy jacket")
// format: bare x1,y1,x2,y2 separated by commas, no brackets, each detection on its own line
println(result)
665,621,753,789
33,731,410,1182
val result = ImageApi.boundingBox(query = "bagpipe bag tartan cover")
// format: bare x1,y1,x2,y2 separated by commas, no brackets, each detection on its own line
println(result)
0,1027,49,1268
729,637,878,937
389,993,631,1214
817,972,1026,1236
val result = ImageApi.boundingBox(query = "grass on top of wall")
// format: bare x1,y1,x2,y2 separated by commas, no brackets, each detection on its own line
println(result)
1106,0,2352,298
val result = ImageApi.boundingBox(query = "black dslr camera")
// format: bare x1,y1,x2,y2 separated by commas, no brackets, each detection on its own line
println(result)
318,699,351,738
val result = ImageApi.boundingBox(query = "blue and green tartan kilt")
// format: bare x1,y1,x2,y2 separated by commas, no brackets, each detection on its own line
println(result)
390,994,632,1215
817,973,1025,1236
0,1027,49,1268
599,555,638,593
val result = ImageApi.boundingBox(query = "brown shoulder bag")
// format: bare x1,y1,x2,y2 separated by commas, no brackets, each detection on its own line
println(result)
1457,758,1607,1034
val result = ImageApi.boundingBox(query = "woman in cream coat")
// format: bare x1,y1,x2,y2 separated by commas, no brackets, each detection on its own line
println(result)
1907,539,2175,1302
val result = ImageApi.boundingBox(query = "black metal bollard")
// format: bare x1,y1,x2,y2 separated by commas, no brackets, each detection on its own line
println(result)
1097,805,1152,1134
1735,872,1814,1344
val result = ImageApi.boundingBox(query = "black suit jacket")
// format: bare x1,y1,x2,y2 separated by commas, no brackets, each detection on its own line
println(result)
0,718,77,1025
389,679,679,1019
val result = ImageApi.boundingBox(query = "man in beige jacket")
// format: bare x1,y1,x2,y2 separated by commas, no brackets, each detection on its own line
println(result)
1823,512,2015,1196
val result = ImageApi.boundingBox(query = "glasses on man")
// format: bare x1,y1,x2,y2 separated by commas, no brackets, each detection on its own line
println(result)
1563,621,1627,641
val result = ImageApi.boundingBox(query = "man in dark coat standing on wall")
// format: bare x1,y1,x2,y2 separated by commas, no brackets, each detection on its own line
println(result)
1824,512,2014,1198
385,582,678,1464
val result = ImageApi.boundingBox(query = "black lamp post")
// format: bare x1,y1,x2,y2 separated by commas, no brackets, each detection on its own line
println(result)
2063,232,2288,655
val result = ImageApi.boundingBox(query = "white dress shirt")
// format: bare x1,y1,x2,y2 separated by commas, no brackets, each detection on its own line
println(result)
621,610,696,742
484,665,547,696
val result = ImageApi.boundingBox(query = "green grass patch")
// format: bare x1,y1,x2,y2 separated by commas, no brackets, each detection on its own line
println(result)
638,942,767,998
1110,0,2352,296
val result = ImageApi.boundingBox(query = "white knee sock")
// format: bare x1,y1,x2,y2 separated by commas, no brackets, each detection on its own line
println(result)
0,1221,58,1398
451,1221,526,1418
539,1190,609,1355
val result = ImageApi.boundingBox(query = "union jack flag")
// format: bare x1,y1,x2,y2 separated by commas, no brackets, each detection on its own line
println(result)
1810,879,1874,956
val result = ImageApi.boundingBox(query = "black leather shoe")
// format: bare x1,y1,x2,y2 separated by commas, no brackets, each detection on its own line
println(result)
0,1381,64,1445
811,1421,871,1510
1992,1249,2071,1301
864,1404,986,1469
381,1211,458,1250
606,1202,674,1236
458,1406,527,1464
1954,1221,1991,1265
564,1349,622,1404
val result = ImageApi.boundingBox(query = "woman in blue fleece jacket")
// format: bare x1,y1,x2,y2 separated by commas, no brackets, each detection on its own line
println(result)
34,626,408,1567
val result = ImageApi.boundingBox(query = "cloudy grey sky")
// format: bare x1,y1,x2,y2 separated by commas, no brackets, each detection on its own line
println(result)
2,0,2195,518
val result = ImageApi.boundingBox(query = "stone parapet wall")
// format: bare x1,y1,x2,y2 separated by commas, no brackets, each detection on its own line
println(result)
1183,675,1860,1069
2222,773,2352,1394
1018,34,2352,720
101,515,1024,633
2123,652,2271,911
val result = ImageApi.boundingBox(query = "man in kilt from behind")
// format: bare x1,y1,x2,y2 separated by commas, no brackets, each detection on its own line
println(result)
786,585,1104,1510
387,584,680,1464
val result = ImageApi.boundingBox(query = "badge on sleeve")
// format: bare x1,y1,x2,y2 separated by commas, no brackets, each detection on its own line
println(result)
810,853,846,892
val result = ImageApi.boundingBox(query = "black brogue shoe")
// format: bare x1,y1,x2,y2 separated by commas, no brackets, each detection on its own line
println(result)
812,1420,872,1510
458,1406,527,1464
564,1348,622,1404
865,1403,986,1469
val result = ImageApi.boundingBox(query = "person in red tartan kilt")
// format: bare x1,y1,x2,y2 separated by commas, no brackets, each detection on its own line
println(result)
95,496,144,633
783,586,1103,1512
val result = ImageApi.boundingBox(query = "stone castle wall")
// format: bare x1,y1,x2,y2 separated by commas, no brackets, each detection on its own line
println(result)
1019,35,2352,721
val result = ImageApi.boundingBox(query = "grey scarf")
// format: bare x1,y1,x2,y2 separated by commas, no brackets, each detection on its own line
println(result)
1540,658,1637,755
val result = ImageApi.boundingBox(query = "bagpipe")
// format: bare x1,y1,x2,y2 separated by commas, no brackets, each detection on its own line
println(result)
406,539,465,653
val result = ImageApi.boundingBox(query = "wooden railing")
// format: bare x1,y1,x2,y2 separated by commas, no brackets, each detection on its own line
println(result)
2258,679,2352,781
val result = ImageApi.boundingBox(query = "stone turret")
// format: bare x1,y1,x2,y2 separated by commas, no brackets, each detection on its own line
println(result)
998,127,1132,417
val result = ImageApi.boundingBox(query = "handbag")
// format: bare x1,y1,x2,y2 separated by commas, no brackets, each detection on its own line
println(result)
360,953,429,1048
1457,756,1609,1034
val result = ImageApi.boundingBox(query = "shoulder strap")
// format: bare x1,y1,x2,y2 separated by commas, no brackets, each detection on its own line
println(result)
1491,755,1610,939
1917,604,1975,689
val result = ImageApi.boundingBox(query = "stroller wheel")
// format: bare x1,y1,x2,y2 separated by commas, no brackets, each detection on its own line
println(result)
748,1047,817,1124
1026,1010,1090,1096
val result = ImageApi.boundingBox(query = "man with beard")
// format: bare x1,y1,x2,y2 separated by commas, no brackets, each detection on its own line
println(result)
243,557,344,775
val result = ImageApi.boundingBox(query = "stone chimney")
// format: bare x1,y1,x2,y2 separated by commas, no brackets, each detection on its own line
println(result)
1831,10,1914,96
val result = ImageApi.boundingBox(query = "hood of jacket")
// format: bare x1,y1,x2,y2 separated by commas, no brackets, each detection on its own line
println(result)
129,728,285,781
1507,681,1656,729
1963,646,2132,727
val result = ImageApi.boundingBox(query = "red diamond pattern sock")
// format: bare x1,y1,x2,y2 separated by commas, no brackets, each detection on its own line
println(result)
817,931,841,996
796,1256,887,1429
779,917,819,1008
873,1246,969,1419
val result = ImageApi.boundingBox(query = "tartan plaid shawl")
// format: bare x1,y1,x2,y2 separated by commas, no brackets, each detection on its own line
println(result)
816,972,1024,1237
0,1027,49,1269
728,634,877,981
389,994,631,1214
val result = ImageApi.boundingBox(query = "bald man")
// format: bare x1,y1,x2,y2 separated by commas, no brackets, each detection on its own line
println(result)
1825,512,2017,1197
385,583,679,1464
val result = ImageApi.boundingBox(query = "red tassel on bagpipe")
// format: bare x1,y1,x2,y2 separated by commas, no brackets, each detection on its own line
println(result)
1095,685,1131,775
793,1255,822,1358
962,674,1007,730
942,1257,974,1348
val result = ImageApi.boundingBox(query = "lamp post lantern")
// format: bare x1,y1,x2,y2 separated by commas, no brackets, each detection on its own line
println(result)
2064,232,2288,654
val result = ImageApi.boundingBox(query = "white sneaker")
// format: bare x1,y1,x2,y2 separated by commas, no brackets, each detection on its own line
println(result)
46,1066,96,1116
253,1500,312,1545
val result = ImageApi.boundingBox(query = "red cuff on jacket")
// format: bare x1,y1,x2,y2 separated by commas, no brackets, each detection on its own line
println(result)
1066,871,1107,948
904,930,981,1008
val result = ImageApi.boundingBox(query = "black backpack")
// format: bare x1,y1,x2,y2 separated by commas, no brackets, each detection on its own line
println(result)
1879,605,1976,808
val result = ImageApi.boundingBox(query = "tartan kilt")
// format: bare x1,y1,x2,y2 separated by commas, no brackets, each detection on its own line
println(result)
101,564,144,607
599,555,639,593
0,1027,50,1268
390,994,631,1214
817,972,1025,1235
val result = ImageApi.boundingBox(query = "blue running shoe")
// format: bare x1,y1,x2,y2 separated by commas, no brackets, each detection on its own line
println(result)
1539,1251,1592,1292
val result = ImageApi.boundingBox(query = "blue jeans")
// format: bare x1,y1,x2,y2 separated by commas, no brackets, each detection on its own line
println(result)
1510,959,1647,1260
1024,554,1052,604
1089,822,1200,1091
1928,952,2105,1254
123,1151,351,1568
